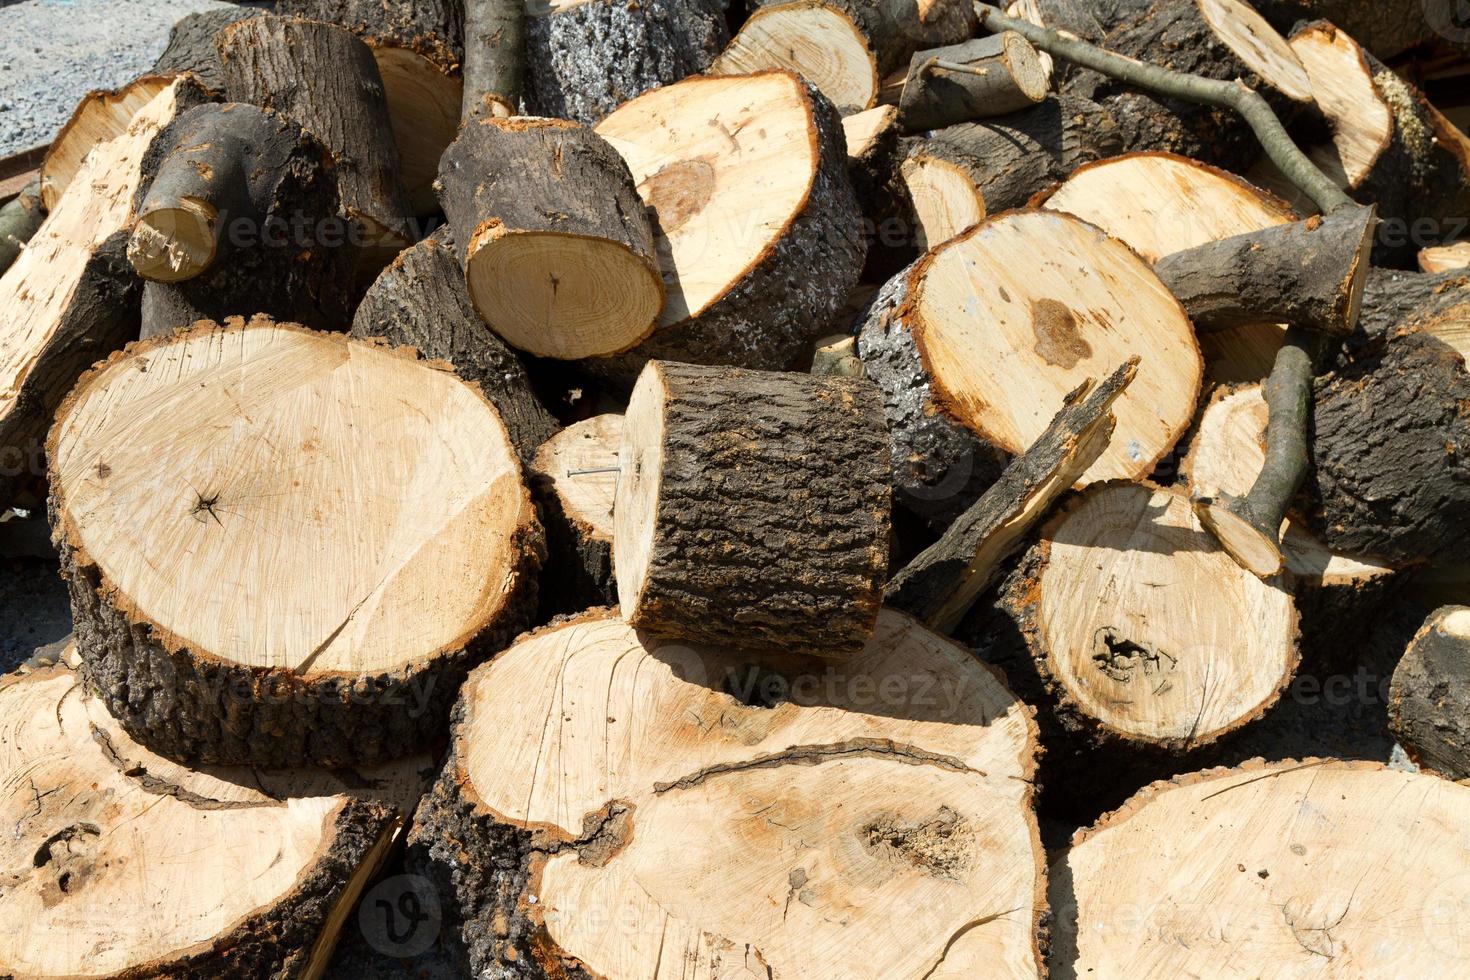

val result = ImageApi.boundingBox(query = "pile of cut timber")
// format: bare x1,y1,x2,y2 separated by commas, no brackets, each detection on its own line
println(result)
2,0,1470,975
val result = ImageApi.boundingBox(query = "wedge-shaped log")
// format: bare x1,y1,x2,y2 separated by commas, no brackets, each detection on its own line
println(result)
50,316,543,768
530,414,621,615
39,74,181,211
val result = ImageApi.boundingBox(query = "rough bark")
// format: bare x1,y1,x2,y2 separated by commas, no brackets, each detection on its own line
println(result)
129,102,355,338
896,32,1049,131
151,7,258,92
0,177,42,275
278,0,464,72
351,226,557,463
463,0,523,119
1389,606,1470,780
843,105,902,209
523,0,729,124
617,361,891,658
1309,329,1470,566
218,14,414,248
1355,267,1469,347
1004,0,1109,86
1255,0,1452,59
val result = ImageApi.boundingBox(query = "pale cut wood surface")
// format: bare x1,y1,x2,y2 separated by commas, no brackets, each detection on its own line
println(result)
900,154,987,250
1197,0,1311,101
532,413,622,543
1291,22,1391,190
39,75,173,211
708,1,879,113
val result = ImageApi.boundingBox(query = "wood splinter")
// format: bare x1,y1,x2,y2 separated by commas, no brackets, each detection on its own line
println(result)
898,32,1049,131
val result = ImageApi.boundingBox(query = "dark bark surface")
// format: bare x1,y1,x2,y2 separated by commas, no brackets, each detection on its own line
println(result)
1354,268,1468,348
897,34,1046,131
351,226,557,463
151,7,258,91
1389,606,1470,780
278,0,465,72
626,362,891,658
523,0,729,124
531,474,616,616
0,178,42,275
1256,0,1451,59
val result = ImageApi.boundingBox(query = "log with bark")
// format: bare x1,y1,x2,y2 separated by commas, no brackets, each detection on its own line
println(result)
151,7,258,92
350,225,558,463
49,316,543,768
523,0,729,124
896,152,987,249
895,32,1050,131
855,208,1201,530
1254,0,1454,60
994,482,1299,752
462,0,523,120
38,74,182,211
406,608,1046,977
0,75,208,509
1421,242,1470,274
615,360,891,657
279,0,465,215
1355,267,1470,356
1389,605,1470,781
0,177,42,275
530,414,622,614
1052,761,1470,974
218,14,414,250
0,659,433,978
592,71,866,376
842,104,902,205
127,102,356,338
436,115,664,360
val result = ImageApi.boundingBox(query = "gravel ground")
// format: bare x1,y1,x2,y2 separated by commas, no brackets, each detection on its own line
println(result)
0,0,249,156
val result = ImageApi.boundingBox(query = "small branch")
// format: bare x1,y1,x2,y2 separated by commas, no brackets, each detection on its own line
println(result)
973,3,1353,215
463,0,525,121
925,59,991,77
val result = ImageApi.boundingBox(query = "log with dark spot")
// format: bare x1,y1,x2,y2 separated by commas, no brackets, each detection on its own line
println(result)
1389,605,1470,780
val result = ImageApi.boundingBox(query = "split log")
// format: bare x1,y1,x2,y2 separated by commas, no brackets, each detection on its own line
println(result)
856,209,1201,530
615,361,890,657
280,0,465,215
38,74,179,211
1389,606,1470,780
151,7,257,92
128,102,355,338
0,75,206,508
0,662,433,978
1052,761,1470,975
998,482,1298,751
1309,328,1470,566
887,357,1136,633
523,0,728,124
49,316,543,768
1154,205,1375,335
406,608,1045,977
218,15,414,249
350,225,557,463
530,414,621,614
896,32,1050,131
436,116,663,360
1064,0,1313,171
0,177,42,275
1421,242,1470,274
592,71,866,375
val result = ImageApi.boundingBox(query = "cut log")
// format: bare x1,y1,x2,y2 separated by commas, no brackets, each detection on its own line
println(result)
350,225,558,463
1068,0,1312,170
1309,328,1470,566
39,74,178,211
842,104,901,202
279,0,465,215
530,414,621,614
887,357,1136,633
218,14,414,249
856,209,1201,527
0,75,206,508
999,482,1298,750
896,32,1050,131
436,116,663,360
1255,0,1448,60
1390,606,1470,780
593,71,866,375
523,0,728,125
0,661,433,979
406,608,1045,978
128,102,355,337
1421,241,1470,274
898,152,986,249
1004,0,1107,87
1052,761,1470,975
616,361,890,657
49,316,543,768
151,7,257,92
0,177,43,275
463,0,523,120
811,332,865,377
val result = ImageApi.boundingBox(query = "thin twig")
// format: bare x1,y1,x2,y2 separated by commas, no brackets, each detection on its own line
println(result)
924,58,991,78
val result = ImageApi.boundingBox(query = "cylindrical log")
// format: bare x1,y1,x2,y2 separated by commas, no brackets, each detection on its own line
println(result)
49,316,543,768
1255,0,1450,60
406,608,1045,977
436,116,664,360
614,361,891,658
530,414,622,615
0,662,433,979
1309,328,1470,566
39,74,182,211
523,0,728,124
896,32,1049,131
843,104,902,204
897,153,987,249
0,178,43,276
151,7,258,92
463,0,524,120
998,482,1299,751
218,14,414,249
1003,0,1112,86
855,209,1202,530
350,225,558,463
1421,242,1470,274
1053,761,1470,975
127,102,355,338
592,71,867,375
712,0,881,113
1389,605,1470,780
1356,267,1470,351
1067,0,1313,171
279,0,465,215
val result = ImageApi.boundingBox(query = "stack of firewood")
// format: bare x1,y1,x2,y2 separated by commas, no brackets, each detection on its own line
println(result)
2,0,1470,975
